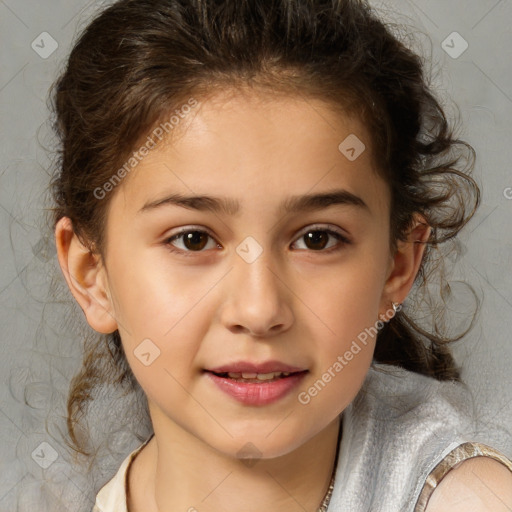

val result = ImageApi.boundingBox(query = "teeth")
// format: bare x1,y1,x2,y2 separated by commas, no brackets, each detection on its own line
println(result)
256,372,281,380
226,371,291,380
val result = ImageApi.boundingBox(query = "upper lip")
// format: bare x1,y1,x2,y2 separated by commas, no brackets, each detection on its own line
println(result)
206,361,307,374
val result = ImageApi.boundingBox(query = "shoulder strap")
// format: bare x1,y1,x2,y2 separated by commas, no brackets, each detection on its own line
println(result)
414,442,512,511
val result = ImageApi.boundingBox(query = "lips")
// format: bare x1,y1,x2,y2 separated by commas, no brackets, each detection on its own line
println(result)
205,363,308,405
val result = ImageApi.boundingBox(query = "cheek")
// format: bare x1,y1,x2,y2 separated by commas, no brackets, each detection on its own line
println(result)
108,245,213,334
306,252,386,341
298,284,378,417
300,250,386,397
107,254,212,389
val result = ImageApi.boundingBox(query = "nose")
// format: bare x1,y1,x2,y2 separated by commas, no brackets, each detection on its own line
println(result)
219,246,294,338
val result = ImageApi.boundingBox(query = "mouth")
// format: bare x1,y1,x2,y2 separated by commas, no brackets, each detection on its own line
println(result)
203,363,309,405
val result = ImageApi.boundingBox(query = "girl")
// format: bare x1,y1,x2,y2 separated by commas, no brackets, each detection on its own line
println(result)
49,0,512,510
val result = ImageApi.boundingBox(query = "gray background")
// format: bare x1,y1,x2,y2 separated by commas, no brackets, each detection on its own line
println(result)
1,0,511,510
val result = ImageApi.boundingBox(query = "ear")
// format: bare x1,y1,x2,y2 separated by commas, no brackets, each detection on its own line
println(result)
379,214,431,319
54,217,118,334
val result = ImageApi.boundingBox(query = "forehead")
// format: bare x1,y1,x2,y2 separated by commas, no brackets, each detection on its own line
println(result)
110,89,389,220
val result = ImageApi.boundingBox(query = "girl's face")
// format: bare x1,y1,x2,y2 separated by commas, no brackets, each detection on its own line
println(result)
89,90,410,458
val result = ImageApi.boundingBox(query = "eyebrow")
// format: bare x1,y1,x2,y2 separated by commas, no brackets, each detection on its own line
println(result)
138,188,371,216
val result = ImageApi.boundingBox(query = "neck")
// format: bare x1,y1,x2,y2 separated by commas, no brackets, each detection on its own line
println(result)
128,413,342,512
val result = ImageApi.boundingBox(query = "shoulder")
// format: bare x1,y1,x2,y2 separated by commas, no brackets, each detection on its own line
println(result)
424,456,512,511
344,366,512,510
357,364,475,440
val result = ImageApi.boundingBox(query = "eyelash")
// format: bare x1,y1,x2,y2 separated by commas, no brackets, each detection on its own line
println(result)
163,224,351,257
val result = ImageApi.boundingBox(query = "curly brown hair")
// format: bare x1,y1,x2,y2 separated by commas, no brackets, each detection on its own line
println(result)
48,0,480,457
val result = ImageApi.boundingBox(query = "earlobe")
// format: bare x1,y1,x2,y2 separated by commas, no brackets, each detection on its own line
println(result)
54,217,118,334
381,214,432,308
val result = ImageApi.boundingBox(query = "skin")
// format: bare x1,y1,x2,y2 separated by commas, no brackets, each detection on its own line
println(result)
55,88,433,511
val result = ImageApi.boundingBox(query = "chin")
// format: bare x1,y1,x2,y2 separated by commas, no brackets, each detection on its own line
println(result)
204,425,312,461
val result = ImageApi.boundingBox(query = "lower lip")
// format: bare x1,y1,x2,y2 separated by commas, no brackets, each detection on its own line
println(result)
205,371,308,405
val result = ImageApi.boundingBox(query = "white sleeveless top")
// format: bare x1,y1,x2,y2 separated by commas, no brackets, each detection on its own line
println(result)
92,363,512,512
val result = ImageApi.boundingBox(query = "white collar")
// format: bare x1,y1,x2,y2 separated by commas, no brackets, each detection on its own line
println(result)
93,434,154,512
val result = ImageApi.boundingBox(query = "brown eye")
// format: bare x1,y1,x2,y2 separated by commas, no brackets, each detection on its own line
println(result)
182,231,209,251
303,231,330,250
292,226,351,252
166,229,217,253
